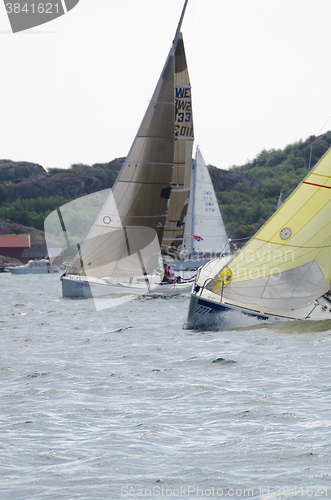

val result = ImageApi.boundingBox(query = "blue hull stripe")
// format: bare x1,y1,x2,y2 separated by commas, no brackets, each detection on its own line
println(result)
197,298,231,312
197,297,267,319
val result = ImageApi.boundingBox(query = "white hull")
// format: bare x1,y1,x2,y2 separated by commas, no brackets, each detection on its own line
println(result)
62,274,193,298
9,267,58,275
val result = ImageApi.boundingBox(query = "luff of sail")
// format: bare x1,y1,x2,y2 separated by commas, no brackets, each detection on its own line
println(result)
182,147,229,256
161,32,194,258
206,147,331,313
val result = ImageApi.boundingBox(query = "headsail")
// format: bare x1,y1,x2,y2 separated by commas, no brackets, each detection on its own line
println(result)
161,31,194,259
181,147,229,256
206,147,331,313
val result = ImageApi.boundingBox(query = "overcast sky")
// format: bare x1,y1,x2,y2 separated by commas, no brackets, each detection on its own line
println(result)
1,0,331,171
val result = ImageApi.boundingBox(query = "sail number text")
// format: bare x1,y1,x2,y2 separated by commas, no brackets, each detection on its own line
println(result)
5,3,60,13
175,86,194,138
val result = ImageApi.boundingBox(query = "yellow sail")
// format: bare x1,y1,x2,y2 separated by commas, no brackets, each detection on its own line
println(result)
207,147,331,312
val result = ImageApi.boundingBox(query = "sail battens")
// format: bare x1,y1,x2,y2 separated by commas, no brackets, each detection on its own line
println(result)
175,137,194,141
125,162,174,166
162,238,184,242
119,215,166,219
303,181,331,189
253,237,331,249
117,180,172,186
154,101,175,105
169,188,190,193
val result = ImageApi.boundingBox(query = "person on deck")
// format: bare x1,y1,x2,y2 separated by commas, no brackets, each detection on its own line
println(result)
162,263,171,282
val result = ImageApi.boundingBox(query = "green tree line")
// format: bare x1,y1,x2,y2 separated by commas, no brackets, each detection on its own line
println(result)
0,196,70,230
1,132,331,238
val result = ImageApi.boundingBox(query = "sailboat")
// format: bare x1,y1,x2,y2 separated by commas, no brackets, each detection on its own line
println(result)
186,146,331,326
172,146,231,272
44,0,194,302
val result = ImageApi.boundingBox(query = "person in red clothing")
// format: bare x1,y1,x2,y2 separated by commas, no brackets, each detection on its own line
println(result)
162,262,171,282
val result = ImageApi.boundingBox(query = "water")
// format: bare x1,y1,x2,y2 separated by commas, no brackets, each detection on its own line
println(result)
1,274,331,499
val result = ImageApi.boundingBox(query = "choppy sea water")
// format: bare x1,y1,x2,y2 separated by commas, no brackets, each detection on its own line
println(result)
1,273,331,500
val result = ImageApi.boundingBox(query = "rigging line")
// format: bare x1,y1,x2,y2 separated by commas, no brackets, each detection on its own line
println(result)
316,113,331,137
232,236,251,242
56,208,70,250
308,113,331,170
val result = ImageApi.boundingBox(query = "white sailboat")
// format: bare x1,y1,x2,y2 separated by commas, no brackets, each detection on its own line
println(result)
186,146,331,326
172,146,231,272
44,0,194,302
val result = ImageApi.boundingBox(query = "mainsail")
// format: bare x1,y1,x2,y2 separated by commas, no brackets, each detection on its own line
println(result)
45,0,192,281
181,147,229,256
67,46,176,278
206,147,331,313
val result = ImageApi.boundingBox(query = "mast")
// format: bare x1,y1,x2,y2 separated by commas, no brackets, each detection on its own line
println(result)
174,0,189,42
191,148,198,255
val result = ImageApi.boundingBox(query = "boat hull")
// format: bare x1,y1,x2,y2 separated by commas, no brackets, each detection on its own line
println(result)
61,274,193,298
186,289,331,327
8,267,58,274
185,253,331,327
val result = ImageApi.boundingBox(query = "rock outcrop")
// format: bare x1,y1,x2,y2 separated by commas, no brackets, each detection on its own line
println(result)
1,158,124,201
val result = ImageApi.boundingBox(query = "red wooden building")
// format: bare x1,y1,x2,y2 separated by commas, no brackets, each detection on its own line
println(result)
0,235,30,263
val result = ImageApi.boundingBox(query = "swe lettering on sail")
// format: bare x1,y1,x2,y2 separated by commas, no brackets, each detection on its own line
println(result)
203,191,215,212
175,85,193,138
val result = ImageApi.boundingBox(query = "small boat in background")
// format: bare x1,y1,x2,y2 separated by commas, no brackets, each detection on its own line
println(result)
8,259,59,275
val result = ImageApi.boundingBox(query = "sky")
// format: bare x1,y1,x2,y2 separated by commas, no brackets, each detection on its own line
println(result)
1,0,331,172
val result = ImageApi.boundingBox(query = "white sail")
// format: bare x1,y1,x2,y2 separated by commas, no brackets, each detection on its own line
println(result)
181,147,229,256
